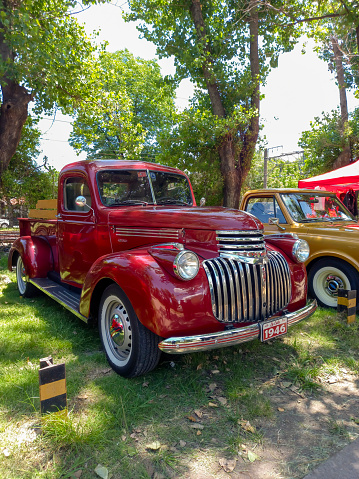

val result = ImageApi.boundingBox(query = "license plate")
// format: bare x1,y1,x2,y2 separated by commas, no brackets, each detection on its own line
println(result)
260,317,288,342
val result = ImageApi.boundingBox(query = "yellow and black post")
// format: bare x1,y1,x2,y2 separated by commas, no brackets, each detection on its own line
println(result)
337,289,357,324
39,356,67,415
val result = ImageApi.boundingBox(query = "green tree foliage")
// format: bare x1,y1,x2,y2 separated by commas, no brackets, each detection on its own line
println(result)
126,0,302,208
0,0,107,178
243,151,304,192
306,1,359,92
1,117,59,224
299,1,359,167
69,50,177,161
299,108,359,176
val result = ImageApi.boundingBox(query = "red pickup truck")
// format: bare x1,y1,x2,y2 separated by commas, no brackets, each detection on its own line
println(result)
8,160,316,377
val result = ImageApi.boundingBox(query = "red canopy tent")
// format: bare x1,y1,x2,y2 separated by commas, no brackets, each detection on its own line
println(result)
298,159,359,195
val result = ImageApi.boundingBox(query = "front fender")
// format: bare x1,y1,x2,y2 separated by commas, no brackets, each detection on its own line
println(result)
8,236,53,279
80,250,220,338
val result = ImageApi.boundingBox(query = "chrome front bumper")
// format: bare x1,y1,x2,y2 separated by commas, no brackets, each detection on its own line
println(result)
158,300,317,354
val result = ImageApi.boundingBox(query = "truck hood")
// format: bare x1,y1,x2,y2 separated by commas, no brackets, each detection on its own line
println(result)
108,206,262,231
300,220,359,237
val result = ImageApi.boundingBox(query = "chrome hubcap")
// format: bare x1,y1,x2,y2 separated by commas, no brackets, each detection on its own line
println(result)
110,313,125,347
324,275,344,297
104,298,132,364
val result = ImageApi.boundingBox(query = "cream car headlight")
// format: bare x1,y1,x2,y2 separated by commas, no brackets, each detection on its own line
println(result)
292,239,310,263
173,250,199,280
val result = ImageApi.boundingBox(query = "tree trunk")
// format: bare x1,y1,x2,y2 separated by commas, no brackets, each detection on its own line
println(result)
190,0,260,209
239,0,260,190
0,81,32,178
0,23,33,181
331,36,351,168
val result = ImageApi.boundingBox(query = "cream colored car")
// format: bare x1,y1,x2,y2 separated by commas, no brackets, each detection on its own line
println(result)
241,189,359,308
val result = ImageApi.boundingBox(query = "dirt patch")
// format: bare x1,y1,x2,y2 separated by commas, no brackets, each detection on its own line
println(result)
169,374,359,479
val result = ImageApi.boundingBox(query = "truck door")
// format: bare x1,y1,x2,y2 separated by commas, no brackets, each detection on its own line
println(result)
57,175,97,286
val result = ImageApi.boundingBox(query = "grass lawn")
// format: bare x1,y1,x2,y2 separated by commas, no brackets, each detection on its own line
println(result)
1,251,359,479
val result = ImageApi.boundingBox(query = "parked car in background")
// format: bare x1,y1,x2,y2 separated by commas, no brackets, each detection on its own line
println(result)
0,218,9,228
241,188,359,309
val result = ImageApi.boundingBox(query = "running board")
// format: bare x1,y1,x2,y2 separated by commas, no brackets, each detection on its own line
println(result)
30,278,88,322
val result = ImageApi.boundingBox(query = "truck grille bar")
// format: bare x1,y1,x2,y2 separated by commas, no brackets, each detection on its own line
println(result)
203,251,291,323
217,230,266,255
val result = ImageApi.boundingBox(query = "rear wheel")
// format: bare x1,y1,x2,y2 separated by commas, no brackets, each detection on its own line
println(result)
0,222,8,228
98,284,161,378
308,258,359,308
16,255,37,297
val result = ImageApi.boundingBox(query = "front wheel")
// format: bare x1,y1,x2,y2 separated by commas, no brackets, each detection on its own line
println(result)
98,284,162,378
308,258,359,308
16,255,38,297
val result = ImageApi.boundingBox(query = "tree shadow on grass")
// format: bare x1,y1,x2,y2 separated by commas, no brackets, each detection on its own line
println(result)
1,275,359,479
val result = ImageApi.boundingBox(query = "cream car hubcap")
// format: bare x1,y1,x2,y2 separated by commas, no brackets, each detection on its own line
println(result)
313,266,350,307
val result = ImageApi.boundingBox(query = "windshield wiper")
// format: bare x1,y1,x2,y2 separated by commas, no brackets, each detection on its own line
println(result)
111,200,150,206
156,198,191,206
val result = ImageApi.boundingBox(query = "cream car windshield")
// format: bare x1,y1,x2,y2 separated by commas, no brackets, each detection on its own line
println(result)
280,193,355,222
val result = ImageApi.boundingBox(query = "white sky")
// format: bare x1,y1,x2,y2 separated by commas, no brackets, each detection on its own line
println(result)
38,2,358,171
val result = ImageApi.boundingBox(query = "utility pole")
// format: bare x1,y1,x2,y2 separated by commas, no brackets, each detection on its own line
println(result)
263,148,268,188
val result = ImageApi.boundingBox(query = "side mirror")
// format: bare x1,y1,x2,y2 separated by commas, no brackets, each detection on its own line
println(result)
75,195,87,208
75,195,96,222
269,217,286,231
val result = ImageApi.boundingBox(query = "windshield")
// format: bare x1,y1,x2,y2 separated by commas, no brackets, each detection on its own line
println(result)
97,169,193,206
280,193,354,222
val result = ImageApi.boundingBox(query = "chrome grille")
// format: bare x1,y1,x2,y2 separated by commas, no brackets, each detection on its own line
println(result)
203,251,291,323
217,230,266,261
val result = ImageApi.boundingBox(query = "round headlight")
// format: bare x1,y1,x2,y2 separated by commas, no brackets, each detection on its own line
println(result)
292,239,310,263
173,250,199,280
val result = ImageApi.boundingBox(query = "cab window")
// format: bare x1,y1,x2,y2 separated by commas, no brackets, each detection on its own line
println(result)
64,178,92,212
245,197,287,224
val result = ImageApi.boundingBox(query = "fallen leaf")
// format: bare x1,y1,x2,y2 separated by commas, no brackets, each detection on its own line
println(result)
208,383,217,392
142,381,149,387
191,424,204,429
219,458,237,472
208,402,218,407
146,441,161,450
247,450,259,463
238,420,255,433
194,409,203,418
153,473,166,479
127,446,137,456
179,440,186,447
196,430,202,435
217,397,227,406
77,394,88,400
187,415,198,422
197,364,203,370
211,370,220,374
73,470,82,478
121,435,126,441
281,381,292,388
94,464,108,479
278,407,285,412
